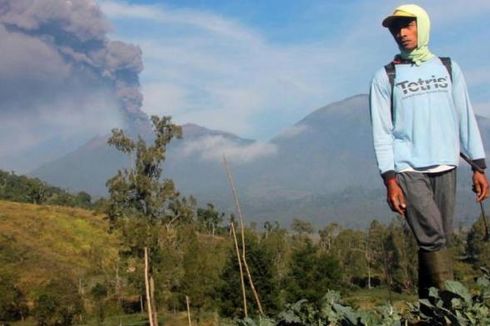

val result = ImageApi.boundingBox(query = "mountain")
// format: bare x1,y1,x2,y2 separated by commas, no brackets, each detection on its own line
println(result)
30,94,490,228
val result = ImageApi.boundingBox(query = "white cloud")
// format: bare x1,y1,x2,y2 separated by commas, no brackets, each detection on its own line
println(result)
178,135,277,164
99,0,261,44
101,0,490,140
275,124,309,140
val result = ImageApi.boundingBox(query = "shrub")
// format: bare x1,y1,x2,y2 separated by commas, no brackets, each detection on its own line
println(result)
33,278,84,326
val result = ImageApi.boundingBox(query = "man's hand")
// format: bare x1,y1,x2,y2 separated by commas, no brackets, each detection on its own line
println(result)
472,171,490,202
385,178,407,216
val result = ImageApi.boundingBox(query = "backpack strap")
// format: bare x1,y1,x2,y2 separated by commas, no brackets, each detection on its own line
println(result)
439,57,452,82
384,62,396,122
384,56,452,125
384,61,396,89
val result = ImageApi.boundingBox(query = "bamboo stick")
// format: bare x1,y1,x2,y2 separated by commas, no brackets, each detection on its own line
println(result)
144,247,155,326
223,155,264,315
230,221,248,317
150,276,158,326
186,296,192,326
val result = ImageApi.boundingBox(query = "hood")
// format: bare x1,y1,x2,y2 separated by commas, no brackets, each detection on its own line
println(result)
389,4,434,65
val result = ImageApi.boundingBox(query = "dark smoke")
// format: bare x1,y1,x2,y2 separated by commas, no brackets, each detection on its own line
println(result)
0,0,149,171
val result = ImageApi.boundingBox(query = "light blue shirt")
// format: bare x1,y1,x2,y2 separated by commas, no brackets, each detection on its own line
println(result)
369,57,485,175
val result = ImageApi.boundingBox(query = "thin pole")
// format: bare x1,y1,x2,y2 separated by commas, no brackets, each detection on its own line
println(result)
230,221,248,317
186,296,192,326
223,155,264,315
144,247,155,326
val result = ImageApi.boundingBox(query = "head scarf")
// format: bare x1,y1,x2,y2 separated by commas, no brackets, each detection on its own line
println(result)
385,4,434,65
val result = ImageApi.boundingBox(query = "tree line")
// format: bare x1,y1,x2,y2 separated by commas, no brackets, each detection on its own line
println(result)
2,116,490,325
0,170,93,209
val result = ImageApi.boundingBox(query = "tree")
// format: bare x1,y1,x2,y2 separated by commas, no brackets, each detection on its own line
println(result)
75,191,92,208
383,221,417,292
106,115,186,324
33,278,84,326
319,223,341,252
179,227,223,319
197,203,224,236
90,283,108,325
331,228,369,285
291,218,314,237
106,116,182,229
284,239,341,306
218,232,280,318
25,178,47,204
365,220,388,285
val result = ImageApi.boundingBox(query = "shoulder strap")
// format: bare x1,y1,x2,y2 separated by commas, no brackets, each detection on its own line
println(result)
439,57,452,82
384,62,396,89
384,62,396,122
384,56,453,125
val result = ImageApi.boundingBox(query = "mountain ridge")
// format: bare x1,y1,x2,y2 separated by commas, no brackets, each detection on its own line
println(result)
30,94,490,228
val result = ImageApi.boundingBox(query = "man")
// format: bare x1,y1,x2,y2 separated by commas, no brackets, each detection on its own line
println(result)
369,4,489,299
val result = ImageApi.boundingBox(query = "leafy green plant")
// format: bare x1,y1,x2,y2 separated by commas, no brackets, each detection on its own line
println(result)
239,290,404,325
416,268,490,325
241,268,490,325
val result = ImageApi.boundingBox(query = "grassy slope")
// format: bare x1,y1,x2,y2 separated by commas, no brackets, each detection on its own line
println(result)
0,200,119,298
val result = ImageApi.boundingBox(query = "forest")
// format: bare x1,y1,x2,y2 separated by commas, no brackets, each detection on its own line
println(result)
2,116,490,325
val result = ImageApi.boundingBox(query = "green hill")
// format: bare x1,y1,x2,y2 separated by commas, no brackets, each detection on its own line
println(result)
0,200,119,300
0,170,93,208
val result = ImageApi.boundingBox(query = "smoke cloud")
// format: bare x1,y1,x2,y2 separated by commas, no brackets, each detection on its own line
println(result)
0,0,148,171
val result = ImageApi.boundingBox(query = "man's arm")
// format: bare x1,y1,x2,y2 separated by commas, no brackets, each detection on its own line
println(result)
452,61,489,201
370,71,407,214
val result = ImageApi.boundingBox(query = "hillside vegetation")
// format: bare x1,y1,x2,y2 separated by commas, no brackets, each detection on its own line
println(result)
0,170,94,208
0,200,119,299
3,116,490,325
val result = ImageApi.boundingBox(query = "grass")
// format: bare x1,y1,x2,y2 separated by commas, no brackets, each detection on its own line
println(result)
344,286,417,312
0,200,119,299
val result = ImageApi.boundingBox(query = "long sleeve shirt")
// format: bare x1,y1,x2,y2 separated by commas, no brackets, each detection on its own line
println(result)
369,56,486,180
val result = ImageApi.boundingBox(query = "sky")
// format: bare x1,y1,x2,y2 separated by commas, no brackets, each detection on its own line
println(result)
99,0,490,140
0,0,489,171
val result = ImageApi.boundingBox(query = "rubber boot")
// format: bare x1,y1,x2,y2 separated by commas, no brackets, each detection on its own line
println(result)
418,248,454,297
418,248,454,320
418,251,431,300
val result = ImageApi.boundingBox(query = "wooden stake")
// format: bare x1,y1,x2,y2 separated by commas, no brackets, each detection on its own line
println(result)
230,221,248,317
150,276,158,326
223,155,264,315
144,247,155,326
186,296,192,326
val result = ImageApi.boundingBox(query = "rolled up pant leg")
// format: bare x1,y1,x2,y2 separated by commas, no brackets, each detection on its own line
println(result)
396,169,456,251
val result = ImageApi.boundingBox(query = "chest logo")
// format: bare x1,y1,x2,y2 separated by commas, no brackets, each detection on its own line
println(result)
396,75,449,96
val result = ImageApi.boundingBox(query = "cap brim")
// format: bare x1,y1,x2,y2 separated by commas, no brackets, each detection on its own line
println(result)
382,11,416,27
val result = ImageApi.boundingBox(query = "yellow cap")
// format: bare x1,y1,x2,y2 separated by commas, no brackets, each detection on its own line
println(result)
382,9,416,27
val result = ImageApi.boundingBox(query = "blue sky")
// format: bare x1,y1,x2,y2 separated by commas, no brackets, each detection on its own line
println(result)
99,0,490,141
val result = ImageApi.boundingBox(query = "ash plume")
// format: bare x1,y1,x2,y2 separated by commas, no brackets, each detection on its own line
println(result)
0,0,149,171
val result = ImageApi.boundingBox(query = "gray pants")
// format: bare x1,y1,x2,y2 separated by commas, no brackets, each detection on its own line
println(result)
396,169,457,252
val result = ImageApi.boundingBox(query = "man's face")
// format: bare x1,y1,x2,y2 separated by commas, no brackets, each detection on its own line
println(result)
389,18,418,51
